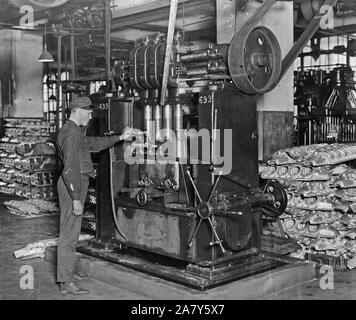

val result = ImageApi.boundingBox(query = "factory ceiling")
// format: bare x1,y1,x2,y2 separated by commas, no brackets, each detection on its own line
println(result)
1,0,356,77
1,1,356,41
0,0,215,39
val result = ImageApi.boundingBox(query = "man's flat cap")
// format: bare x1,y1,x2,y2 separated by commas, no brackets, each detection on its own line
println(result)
69,97,94,110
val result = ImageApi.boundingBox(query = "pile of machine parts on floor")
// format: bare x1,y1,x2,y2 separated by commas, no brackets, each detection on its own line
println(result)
0,118,57,200
13,234,94,260
260,143,356,269
3,198,59,218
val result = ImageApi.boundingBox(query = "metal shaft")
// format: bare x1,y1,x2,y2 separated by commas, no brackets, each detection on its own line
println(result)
105,0,111,83
208,217,226,253
180,51,212,63
163,104,173,140
180,46,227,63
144,104,154,141
154,105,162,141
188,219,203,248
56,35,62,129
186,170,202,203
174,104,185,159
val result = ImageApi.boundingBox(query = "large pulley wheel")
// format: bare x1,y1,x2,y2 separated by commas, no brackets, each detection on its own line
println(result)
301,0,322,22
228,26,282,95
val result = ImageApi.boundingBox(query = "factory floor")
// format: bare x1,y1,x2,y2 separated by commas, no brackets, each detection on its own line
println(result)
1,194,356,300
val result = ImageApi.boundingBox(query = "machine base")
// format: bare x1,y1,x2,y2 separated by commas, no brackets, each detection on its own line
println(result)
76,240,310,291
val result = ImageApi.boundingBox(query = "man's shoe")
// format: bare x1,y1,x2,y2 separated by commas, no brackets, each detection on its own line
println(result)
59,282,90,295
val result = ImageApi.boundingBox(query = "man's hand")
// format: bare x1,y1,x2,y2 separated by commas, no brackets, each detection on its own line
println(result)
120,127,141,141
73,200,84,216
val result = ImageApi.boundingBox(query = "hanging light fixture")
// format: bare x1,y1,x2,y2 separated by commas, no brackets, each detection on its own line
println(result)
38,21,54,63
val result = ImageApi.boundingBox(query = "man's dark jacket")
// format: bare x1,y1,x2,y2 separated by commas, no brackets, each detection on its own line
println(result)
57,119,120,200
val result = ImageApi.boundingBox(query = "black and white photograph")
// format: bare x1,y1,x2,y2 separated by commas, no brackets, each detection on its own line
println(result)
0,0,356,306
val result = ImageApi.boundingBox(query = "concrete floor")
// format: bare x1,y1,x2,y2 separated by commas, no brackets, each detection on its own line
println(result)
1,194,356,300
0,195,147,300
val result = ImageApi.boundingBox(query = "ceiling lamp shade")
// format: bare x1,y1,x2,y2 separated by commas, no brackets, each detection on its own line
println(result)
38,22,54,63
38,47,54,62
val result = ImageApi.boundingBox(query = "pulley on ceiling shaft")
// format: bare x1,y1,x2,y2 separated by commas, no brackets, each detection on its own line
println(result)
300,0,322,22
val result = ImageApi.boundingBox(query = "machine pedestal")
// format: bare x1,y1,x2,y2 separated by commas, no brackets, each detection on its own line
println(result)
76,240,311,291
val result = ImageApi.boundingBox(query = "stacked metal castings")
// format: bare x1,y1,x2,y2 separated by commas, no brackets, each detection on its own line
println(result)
260,144,356,267
4,198,59,218
0,118,57,200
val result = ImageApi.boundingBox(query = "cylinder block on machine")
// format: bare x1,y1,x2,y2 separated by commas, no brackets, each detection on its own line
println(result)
129,41,174,91
228,26,282,95
129,46,143,90
147,42,166,89
130,45,153,90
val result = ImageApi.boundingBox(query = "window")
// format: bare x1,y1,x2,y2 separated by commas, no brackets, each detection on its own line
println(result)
296,35,351,72
43,71,70,133
90,81,106,94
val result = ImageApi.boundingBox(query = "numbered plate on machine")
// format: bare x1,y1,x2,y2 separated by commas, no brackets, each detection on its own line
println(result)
199,94,213,105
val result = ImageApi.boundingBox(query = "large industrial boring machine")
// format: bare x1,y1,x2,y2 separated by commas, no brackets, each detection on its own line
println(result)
80,24,289,290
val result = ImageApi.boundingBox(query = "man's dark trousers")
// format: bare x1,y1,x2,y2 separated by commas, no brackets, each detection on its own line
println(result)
57,175,89,283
